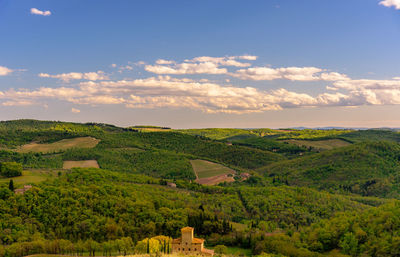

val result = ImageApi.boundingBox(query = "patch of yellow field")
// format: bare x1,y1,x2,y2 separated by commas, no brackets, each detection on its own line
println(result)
17,137,100,153
63,160,100,169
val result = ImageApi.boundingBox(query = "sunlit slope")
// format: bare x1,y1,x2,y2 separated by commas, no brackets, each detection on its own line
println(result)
258,141,400,198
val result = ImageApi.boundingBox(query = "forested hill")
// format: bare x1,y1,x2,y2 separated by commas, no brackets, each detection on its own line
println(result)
1,119,400,257
258,141,400,198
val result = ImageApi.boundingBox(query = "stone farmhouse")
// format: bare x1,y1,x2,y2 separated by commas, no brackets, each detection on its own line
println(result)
172,227,214,256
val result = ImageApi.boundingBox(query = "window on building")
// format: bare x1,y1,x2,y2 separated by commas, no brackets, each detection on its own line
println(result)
189,248,191,251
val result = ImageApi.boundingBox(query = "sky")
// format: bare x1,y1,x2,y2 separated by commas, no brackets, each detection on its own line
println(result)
1,0,400,128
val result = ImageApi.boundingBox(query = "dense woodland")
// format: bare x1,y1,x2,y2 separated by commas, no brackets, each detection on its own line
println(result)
0,120,400,257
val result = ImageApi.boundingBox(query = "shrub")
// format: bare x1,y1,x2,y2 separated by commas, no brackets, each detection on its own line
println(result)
0,162,22,177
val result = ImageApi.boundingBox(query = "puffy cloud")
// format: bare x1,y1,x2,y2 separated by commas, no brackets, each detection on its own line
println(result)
145,62,228,75
145,55,257,75
30,8,51,16
379,0,400,9
232,66,349,81
187,56,252,67
155,59,175,65
0,66,13,76
235,55,258,61
71,108,81,113
38,71,109,82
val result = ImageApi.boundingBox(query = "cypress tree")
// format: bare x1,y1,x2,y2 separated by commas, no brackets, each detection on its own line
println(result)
147,238,150,254
8,179,14,192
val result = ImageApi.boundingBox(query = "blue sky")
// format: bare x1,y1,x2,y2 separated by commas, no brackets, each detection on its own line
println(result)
0,0,400,128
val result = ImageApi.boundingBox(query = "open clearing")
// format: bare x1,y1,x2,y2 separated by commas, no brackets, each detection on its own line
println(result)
0,170,57,187
191,159,235,185
63,160,100,169
17,137,100,153
191,159,235,179
283,139,351,150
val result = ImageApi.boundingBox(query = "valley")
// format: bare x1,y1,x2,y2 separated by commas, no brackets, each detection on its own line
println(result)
0,120,399,257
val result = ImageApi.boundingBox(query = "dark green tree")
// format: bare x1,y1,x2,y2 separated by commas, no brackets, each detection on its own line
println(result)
8,179,14,192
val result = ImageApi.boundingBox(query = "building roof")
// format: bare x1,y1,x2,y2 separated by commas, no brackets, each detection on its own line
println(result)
181,226,194,232
201,249,215,255
192,238,205,244
171,236,204,245
172,238,181,244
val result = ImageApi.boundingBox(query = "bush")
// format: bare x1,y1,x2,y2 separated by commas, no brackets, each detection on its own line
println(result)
214,245,228,255
0,162,22,177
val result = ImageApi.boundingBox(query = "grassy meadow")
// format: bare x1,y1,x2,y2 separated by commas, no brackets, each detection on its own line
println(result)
16,137,100,153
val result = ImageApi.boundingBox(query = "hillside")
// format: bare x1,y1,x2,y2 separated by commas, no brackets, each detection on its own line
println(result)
258,141,400,198
1,120,400,257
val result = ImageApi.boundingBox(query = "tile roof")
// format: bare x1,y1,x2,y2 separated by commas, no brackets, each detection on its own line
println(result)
201,249,215,255
181,227,194,232
192,238,205,244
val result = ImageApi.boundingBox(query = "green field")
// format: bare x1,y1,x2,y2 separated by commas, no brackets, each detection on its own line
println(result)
283,139,351,150
17,137,100,153
190,159,235,179
0,170,55,187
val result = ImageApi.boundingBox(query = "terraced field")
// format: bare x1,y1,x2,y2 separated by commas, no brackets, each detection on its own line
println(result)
17,137,100,153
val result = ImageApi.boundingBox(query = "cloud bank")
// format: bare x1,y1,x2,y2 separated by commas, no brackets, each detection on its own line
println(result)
1,55,400,114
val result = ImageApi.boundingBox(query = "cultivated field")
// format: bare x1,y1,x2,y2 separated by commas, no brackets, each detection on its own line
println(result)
191,160,235,178
63,160,100,169
283,139,351,150
195,174,235,185
17,137,100,153
191,159,235,185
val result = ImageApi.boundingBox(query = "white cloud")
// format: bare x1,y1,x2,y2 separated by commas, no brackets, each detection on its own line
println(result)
30,8,52,16
38,71,109,82
235,55,258,61
145,55,257,75
145,62,228,75
379,0,400,9
155,59,175,65
71,108,81,113
0,66,13,76
232,66,349,81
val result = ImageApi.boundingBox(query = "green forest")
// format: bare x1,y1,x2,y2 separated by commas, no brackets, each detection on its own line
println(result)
0,120,400,257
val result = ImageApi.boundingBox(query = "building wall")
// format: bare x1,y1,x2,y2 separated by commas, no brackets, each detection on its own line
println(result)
172,242,203,255
182,230,193,244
